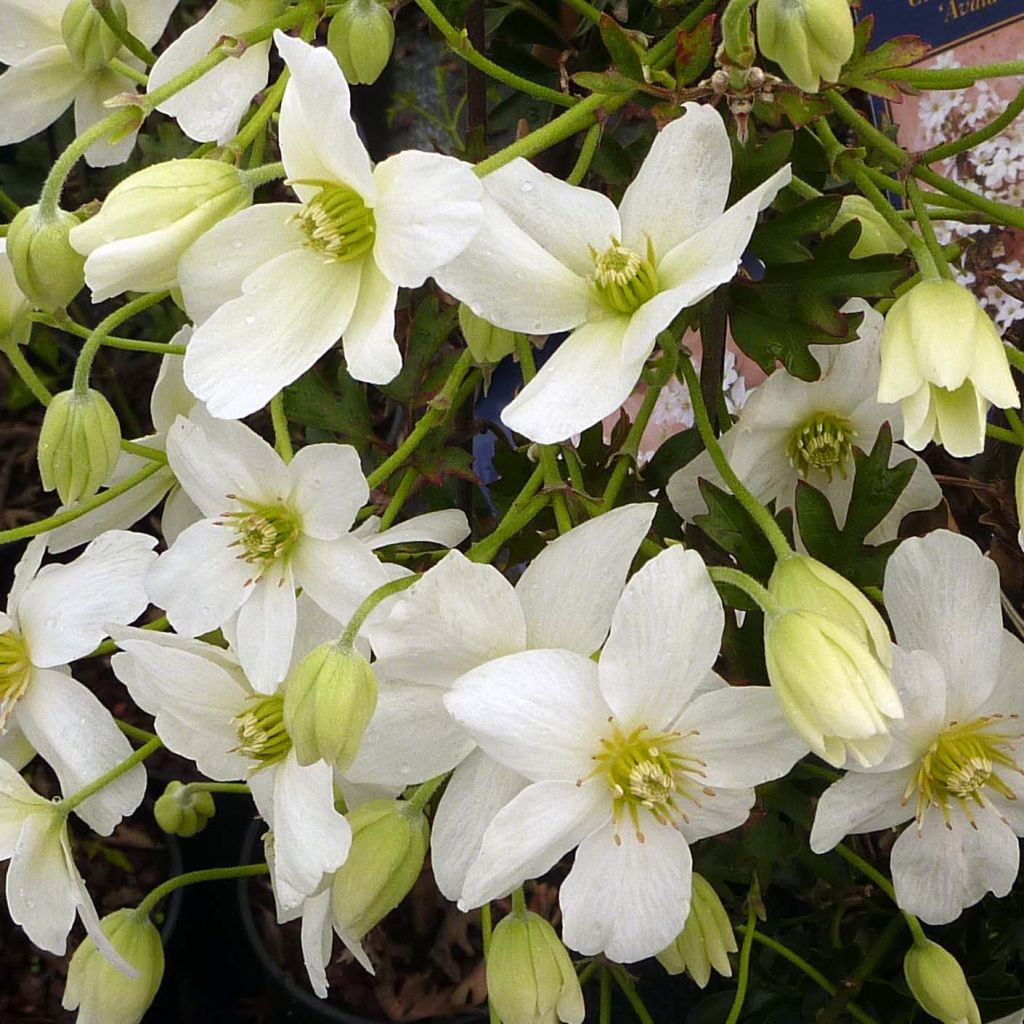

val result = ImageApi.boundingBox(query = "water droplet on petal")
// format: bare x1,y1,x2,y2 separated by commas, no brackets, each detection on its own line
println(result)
520,182,534,193
244,315,255,325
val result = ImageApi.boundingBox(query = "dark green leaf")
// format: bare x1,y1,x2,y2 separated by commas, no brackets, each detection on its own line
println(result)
674,13,714,85
748,196,843,264
598,14,644,82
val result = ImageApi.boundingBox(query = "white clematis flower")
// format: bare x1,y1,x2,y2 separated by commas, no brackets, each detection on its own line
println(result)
445,547,806,963
435,103,791,444
148,0,283,144
146,410,469,691
0,0,176,167
0,531,154,834
46,327,201,554
179,31,484,418
110,611,352,912
667,301,942,544
347,503,656,903
811,531,1024,925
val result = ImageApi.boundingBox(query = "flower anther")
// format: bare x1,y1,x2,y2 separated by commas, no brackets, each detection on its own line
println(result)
589,237,660,314
217,498,300,577
233,693,292,767
293,179,376,263
786,412,856,481
0,630,31,727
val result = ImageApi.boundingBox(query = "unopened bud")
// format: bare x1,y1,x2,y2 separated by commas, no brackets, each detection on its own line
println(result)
61,0,128,71
656,873,737,988
63,908,164,1024
283,642,378,769
38,389,122,505
7,205,86,312
0,239,31,347
827,196,907,259
154,781,216,838
487,910,584,1024
904,939,981,1024
327,0,396,85
756,0,855,93
459,304,521,365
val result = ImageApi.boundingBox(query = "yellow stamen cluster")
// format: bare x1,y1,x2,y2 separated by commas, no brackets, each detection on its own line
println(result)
786,412,856,481
905,715,1023,829
589,238,660,314
233,693,292,768
294,179,376,263
0,630,31,729
583,719,708,844
217,497,300,579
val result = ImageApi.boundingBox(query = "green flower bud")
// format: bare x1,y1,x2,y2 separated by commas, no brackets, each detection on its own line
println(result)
756,0,855,93
283,642,378,769
61,0,129,71
904,939,981,1024
69,160,254,300
487,910,585,1024
827,196,907,260
656,874,737,988
1016,451,1024,552
63,908,165,1024
37,388,122,505
459,304,521,365
327,0,396,85
153,781,216,838
0,240,31,347
6,205,86,312
331,799,428,942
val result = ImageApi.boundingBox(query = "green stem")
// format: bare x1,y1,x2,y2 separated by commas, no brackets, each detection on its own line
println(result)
108,57,149,86
1005,342,1024,374
834,842,895,899
2,338,52,406
73,291,169,396
340,575,420,648
33,314,187,354
599,964,612,1024
610,965,655,1024
707,566,782,613
817,914,903,1024
184,781,251,796
366,350,476,489
724,897,757,1024
914,161,1024,230
414,0,575,107
824,88,910,168
906,176,953,281
561,0,602,25
120,439,167,463
511,887,527,914
379,468,419,531
720,0,757,68
678,351,792,561
117,719,158,743
878,60,1024,89
466,462,547,563
95,617,170,658
0,459,165,546
270,392,293,463
244,161,286,189
137,864,268,920
1006,409,1024,448
407,773,447,813
94,0,157,63
232,71,290,154
567,123,602,186
789,175,822,200
57,736,163,817
481,902,500,1024
986,423,1020,445
922,87,1024,163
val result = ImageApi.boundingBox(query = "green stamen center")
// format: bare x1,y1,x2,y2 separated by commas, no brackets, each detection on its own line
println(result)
905,715,1023,828
589,237,660,314
584,720,708,843
293,179,376,263
786,412,856,481
218,498,300,577
233,694,292,768
0,629,31,729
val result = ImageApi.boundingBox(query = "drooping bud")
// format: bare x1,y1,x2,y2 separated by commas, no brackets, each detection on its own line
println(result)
153,781,216,838
826,196,907,260
6,205,86,312
756,0,855,93
331,799,429,950
764,554,901,768
282,642,378,768
878,279,1019,458
327,0,396,85
656,873,737,988
487,910,585,1024
38,389,123,505
0,239,31,347
904,939,981,1024
63,908,165,1024
459,303,521,365
61,0,129,71
69,160,253,301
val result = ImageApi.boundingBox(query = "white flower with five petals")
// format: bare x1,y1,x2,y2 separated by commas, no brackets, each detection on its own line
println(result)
445,546,806,963
179,31,483,418
435,103,791,444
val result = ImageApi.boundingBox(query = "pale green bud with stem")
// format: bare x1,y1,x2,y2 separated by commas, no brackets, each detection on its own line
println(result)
756,0,855,93
327,0,396,85
61,0,129,71
487,905,585,1024
0,240,31,348
6,204,86,313
656,873,737,988
459,303,522,366
904,938,981,1024
38,389,123,505
282,642,378,769
154,781,216,838
63,908,165,1024
827,195,907,259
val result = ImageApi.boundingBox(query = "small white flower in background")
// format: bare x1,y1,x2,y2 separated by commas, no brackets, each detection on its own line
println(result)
346,504,656,904
878,279,1019,458
435,102,790,444
446,546,806,963
179,31,483,418
148,0,283,144
110,602,353,913
0,238,31,347
0,0,177,167
667,301,942,546
146,411,468,690
811,531,1024,925
0,531,154,834
46,328,201,554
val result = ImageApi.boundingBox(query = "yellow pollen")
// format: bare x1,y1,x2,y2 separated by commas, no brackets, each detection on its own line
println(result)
0,629,31,730
217,500,300,577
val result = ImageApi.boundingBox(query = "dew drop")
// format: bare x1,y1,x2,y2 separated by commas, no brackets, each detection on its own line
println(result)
520,182,534,193
44,616,57,630
399,763,411,776
244,315,255,325
232,239,243,250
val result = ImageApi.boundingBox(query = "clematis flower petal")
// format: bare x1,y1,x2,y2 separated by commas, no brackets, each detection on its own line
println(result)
0,46,81,146
0,0,63,63
361,510,470,551
340,256,401,385
809,767,915,853
289,534,390,626
73,66,140,168
287,443,367,540
299,888,334,999
232,562,298,692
